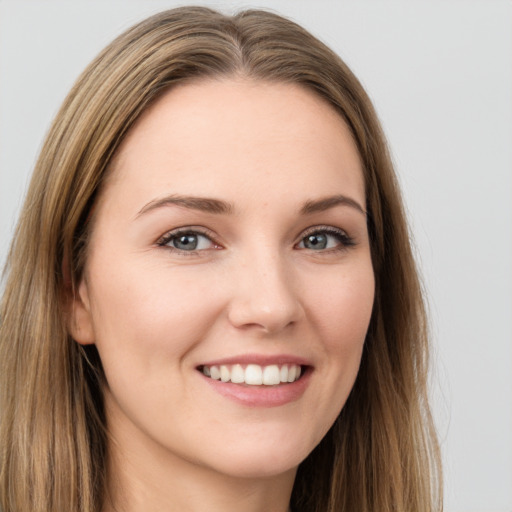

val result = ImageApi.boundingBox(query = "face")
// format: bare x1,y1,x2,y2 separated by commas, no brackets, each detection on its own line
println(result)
71,79,374,480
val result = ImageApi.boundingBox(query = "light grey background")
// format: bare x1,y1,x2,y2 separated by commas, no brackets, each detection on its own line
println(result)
1,1,511,510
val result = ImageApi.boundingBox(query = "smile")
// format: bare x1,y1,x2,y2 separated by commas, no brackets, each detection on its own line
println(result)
201,363,303,386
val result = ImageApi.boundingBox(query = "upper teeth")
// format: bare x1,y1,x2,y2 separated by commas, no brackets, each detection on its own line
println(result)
202,364,302,385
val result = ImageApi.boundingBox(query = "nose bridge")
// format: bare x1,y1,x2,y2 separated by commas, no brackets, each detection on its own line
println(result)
227,241,302,333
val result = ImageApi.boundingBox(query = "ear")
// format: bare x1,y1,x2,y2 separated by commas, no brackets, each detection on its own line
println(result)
67,278,96,345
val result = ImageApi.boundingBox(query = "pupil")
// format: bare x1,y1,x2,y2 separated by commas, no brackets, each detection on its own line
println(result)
305,233,327,250
175,234,198,250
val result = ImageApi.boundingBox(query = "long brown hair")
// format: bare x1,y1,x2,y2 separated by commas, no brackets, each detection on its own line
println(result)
0,7,442,512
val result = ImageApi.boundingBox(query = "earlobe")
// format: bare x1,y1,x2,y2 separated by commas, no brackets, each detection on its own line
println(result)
67,279,96,345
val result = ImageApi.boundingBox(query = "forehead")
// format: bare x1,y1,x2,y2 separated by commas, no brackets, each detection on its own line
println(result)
102,78,365,213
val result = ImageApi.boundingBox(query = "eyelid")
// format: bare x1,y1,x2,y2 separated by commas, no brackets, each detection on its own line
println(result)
299,225,349,238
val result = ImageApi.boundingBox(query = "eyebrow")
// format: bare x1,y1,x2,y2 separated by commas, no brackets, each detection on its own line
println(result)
136,195,234,217
136,193,366,218
300,195,367,216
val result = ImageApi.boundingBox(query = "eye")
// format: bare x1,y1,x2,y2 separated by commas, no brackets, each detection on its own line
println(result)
157,229,218,252
297,227,354,251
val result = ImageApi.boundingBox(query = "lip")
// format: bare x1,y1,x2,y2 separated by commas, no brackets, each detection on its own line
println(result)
198,353,311,367
196,353,313,408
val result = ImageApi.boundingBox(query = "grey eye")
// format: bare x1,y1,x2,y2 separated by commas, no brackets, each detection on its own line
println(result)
173,234,199,250
165,232,214,251
302,233,329,250
297,229,351,251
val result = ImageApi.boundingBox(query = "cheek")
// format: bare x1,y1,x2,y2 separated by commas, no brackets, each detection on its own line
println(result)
86,260,226,375
306,263,375,350
290,261,374,445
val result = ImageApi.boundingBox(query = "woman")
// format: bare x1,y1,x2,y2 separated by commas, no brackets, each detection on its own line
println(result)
0,6,442,512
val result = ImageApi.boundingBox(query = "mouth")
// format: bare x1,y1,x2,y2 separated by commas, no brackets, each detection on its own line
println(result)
198,363,305,386
196,355,313,407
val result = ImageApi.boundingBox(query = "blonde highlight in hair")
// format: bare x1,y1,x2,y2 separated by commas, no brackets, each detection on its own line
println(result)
0,7,442,512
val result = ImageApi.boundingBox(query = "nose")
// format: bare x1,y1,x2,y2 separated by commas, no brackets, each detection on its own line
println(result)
227,251,304,334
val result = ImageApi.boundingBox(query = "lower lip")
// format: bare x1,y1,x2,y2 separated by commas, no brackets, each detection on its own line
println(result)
199,368,312,407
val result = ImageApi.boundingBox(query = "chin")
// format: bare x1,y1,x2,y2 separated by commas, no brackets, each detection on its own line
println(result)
206,452,301,480
196,428,318,480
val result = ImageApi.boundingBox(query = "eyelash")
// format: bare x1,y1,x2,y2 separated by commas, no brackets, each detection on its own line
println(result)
298,226,356,252
156,227,219,253
156,226,356,254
